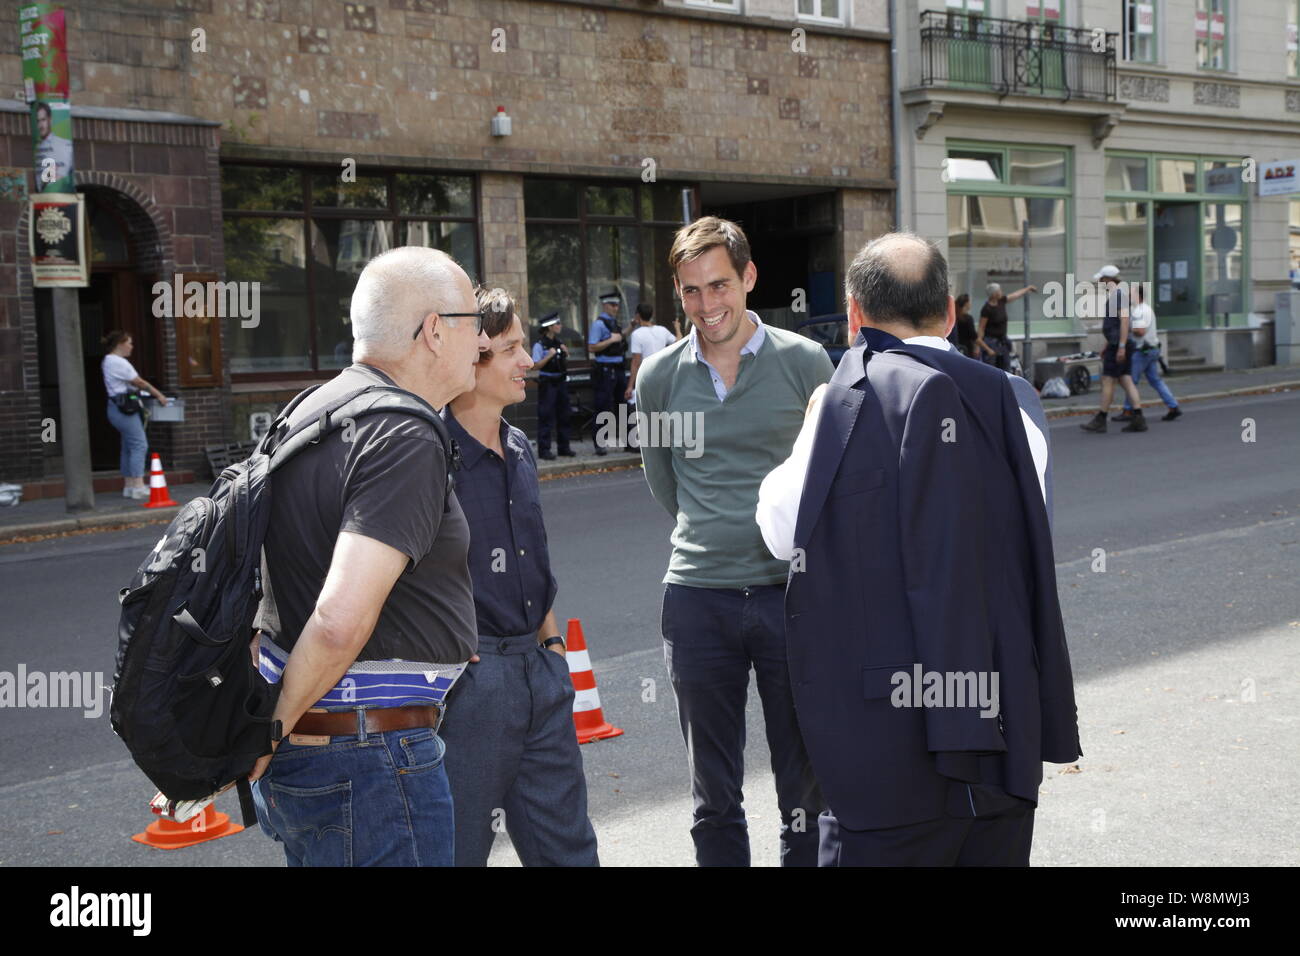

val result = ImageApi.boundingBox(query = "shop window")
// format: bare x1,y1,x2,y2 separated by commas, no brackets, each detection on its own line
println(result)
1106,154,1149,193
173,271,224,387
1010,149,1067,189
1289,200,1300,288
524,177,693,354
1105,201,1149,278
1203,202,1243,317
221,164,478,377
1155,158,1196,194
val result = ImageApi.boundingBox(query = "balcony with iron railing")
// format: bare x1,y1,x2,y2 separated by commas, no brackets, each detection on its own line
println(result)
918,10,1117,103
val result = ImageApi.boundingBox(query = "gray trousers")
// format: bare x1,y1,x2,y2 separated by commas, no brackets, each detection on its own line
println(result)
439,633,599,867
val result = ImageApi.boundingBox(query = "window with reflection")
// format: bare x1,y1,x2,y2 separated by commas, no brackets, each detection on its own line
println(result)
221,165,479,376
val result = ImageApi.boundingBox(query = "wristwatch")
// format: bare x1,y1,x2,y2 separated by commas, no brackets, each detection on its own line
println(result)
541,636,565,650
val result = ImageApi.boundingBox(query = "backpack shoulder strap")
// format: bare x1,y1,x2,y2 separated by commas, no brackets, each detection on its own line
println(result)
267,384,458,482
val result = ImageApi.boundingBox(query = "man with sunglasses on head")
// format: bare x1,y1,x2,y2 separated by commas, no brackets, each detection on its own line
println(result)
249,247,488,867
439,286,599,867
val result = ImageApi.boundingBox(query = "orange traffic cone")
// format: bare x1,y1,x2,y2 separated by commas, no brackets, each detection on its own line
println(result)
143,453,178,508
131,803,243,850
566,618,623,744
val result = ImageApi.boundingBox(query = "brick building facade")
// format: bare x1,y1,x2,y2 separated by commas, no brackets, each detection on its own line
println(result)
0,0,895,487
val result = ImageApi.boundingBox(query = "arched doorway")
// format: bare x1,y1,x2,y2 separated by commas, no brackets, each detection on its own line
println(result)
35,186,163,472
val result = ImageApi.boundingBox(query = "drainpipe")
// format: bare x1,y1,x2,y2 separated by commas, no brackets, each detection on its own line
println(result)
888,0,904,233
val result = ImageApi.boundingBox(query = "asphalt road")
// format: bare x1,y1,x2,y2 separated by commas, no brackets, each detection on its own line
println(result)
0,389,1296,866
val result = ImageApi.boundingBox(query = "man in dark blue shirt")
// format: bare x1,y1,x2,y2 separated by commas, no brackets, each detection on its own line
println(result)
440,286,599,867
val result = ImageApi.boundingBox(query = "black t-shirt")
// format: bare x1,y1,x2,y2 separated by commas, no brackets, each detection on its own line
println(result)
980,299,1009,339
258,364,477,664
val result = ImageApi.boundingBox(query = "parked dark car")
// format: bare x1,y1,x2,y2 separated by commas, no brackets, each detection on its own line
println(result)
796,313,849,366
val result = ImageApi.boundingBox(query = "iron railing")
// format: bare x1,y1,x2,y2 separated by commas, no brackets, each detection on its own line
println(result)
919,10,1117,102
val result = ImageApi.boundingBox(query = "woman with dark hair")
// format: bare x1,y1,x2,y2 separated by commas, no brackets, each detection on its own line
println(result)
101,330,169,499
947,293,980,358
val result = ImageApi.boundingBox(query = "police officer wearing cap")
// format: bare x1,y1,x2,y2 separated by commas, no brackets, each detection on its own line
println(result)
531,312,575,459
587,290,626,456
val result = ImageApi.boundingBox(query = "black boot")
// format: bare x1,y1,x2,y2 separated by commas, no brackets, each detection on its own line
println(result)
1111,408,1133,422
1122,409,1148,432
1080,411,1107,433
1162,407,1182,421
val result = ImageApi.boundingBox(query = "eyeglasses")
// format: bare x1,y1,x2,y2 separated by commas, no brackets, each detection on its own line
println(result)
413,311,487,339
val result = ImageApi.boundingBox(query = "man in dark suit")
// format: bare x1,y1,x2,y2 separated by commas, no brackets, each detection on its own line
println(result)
775,233,1081,866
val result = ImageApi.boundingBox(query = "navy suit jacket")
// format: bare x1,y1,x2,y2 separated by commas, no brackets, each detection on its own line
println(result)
784,328,1081,831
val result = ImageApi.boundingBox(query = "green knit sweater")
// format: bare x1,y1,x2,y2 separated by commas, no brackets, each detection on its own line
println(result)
636,323,834,588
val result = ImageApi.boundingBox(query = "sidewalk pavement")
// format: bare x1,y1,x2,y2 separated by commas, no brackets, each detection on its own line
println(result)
2,364,1294,543
1040,362,1300,419
0,438,640,544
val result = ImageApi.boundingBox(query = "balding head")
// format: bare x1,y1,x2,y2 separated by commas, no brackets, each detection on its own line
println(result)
351,247,471,362
846,232,950,333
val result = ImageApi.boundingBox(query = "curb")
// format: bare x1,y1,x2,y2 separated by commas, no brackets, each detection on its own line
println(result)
1043,380,1300,420
0,506,180,544
537,453,641,480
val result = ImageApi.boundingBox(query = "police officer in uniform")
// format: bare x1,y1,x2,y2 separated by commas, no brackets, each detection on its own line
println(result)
587,290,626,456
532,312,575,460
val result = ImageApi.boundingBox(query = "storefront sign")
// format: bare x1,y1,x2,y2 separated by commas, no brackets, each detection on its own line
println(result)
1205,165,1241,194
1259,159,1299,197
29,192,88,287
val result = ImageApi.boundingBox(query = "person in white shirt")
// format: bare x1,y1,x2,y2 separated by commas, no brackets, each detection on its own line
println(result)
101,331,170,498
756,322,1051,562
624,303,679,404
1116,285,1181,423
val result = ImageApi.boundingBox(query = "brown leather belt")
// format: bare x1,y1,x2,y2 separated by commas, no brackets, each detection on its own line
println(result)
291,705,443,739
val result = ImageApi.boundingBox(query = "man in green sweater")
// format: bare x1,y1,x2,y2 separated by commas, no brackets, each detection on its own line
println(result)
635,216,833,867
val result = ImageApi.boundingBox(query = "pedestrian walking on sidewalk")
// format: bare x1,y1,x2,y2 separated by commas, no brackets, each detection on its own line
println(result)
1114,285,1181,424
1081,265,1147,433
101,331,170,500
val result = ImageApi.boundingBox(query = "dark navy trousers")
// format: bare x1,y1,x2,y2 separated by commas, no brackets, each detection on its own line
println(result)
661,583,824,867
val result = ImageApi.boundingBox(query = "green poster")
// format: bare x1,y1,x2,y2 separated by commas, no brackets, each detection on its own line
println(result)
19,3,69,102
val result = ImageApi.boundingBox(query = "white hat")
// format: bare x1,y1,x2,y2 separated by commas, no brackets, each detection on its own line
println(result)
1093,264,1120,280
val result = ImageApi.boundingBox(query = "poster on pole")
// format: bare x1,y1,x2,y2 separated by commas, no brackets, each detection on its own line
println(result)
30,192,88,287
20,4,75,194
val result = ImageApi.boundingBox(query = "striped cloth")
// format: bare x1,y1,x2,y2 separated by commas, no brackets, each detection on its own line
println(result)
257,632,466,710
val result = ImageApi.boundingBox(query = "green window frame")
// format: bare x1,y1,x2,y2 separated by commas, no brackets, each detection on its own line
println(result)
945,140,1074,336
1104,150,1250,329
1123,0,1159,64
1195,0,1230,72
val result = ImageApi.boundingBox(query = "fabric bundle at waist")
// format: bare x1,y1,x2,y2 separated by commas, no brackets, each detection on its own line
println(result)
256,632,467,711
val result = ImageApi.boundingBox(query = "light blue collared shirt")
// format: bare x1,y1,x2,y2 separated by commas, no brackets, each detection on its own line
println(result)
688,310,766,401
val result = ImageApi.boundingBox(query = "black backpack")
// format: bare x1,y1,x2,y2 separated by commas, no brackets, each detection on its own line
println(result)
110,379,456,823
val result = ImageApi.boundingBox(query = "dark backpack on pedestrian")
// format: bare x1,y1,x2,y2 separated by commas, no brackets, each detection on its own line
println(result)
110,379,456,823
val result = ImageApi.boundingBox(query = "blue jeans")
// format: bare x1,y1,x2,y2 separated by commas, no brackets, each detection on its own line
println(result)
661,583,825,867
1124,348,1178,411
252,719,455,867
106,401,148,477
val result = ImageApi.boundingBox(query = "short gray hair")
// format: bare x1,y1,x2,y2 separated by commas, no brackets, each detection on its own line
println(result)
986,282,1002,298
351,247,462,360
845,233,949,331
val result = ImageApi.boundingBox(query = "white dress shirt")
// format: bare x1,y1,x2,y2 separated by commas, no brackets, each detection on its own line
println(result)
756,336,1049,561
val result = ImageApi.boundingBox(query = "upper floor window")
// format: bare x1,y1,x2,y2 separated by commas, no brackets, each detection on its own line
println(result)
1123,0,1158,64
1288,0,1299,77
797,0,843,25
1195,0,1230,71
685,0,741,12
1026,0,1063,23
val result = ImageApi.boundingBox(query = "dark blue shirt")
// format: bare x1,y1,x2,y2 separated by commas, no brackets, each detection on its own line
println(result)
443,407,557,637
